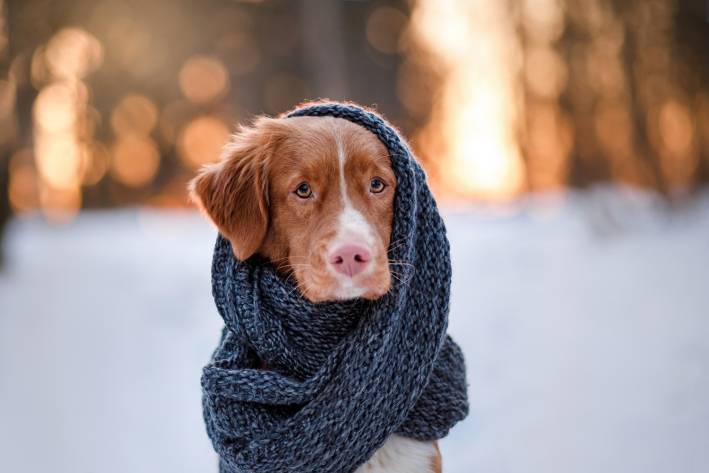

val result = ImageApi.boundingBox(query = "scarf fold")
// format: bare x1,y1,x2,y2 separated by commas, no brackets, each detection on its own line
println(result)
202,102,468,473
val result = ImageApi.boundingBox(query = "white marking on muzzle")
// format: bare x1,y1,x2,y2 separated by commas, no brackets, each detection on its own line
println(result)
329,130,376,290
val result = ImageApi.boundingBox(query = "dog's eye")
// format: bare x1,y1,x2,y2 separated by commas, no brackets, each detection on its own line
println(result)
295,182,312,199
370,178,386,194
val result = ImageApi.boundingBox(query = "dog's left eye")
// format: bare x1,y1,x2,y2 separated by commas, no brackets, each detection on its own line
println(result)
295,182,312,198
370,178,386,194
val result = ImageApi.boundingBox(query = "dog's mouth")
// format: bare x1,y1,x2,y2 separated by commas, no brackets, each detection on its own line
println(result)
290,260,392,303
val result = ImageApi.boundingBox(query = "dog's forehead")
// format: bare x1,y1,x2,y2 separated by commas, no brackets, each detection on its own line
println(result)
275,117,384,174
289,117,387,163
284,116,374,147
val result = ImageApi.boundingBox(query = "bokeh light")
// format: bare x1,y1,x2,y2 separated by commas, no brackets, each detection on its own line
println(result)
2,0,708,226
34,133,86,190
110,93,158,137
524,46,567,99
33,82,82,134
8,149,39,213
658,99,698,189
2,5,709,471
26,25,103,221
178,116,231,169
409,0,525,199
110,135,160,187
178,55,230,104
81,142,110,186
44,28,103,81
659,100,694,156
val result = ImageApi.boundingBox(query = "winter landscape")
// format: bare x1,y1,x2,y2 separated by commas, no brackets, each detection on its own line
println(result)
1,187,708,473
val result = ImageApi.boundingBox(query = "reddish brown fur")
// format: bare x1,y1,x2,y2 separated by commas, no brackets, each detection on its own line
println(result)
188,117,287,260
431,441,442,473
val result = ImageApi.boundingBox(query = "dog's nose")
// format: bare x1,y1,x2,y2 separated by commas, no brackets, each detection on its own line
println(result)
329,244,371,277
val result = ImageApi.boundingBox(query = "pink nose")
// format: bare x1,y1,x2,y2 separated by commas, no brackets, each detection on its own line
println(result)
329,244,371,277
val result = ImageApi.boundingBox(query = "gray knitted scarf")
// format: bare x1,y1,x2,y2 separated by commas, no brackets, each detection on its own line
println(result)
202,102,468,473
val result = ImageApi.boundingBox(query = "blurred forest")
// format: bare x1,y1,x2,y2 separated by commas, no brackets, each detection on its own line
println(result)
0,0,708,238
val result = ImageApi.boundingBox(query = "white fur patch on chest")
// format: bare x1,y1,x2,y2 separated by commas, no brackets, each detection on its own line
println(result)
355,435,438,473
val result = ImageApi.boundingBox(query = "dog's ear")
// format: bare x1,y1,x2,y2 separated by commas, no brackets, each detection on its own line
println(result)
189,117,287,260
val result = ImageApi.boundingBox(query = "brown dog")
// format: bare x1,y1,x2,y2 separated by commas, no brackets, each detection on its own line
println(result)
190,114,442,473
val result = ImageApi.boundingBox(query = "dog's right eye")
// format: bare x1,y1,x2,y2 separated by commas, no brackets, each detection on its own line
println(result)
295,182,312,199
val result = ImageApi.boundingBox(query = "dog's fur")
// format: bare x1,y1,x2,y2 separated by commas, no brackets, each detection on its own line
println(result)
190,115,442,473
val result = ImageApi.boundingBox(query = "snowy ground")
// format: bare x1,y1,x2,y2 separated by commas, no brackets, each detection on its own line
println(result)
1,188,708,473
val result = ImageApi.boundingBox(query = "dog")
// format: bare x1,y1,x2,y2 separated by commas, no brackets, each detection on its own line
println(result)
189,114,442,473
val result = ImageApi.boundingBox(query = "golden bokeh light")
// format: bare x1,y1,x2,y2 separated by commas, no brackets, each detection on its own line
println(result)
410,0,525,200
657,99,698,189
178,55,230,104
178,116,231,169
30,26,101,221
8,149,39,213
9,164,39,213
110,135,160,187
34,133,87,190
366,7,408,54
522,0,565,43
11,0,708,221
33,80,93,195
110,93,158,136
44,27,103,80
82,142,110,186
525,46,567,99
659,100,694,156
526,103,573,190
446,100,525,198
33,82,83,133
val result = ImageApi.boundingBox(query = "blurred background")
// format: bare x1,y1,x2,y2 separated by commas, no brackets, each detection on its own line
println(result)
1,0,708,472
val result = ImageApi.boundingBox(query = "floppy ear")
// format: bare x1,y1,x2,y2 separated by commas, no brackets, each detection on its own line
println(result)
188,117,286,260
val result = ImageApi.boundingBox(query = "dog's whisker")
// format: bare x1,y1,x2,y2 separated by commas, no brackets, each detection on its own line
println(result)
389,272,411,288
389,268,413,285
388,260,414,267
387,238,408,252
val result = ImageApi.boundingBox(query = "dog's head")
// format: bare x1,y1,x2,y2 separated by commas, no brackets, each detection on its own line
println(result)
189,115,396,302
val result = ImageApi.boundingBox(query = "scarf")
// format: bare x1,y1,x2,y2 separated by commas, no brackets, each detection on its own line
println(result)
202,102,469,473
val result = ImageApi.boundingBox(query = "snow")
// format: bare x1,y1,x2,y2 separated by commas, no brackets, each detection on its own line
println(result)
1,188,708,473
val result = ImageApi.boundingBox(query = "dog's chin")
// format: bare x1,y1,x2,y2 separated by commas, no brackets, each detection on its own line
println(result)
298,274,391,303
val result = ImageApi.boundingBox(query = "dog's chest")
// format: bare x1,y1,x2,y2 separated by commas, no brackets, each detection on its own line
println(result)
355,435,440,473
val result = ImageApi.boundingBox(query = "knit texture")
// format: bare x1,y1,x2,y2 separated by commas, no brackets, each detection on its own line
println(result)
202,102,468,473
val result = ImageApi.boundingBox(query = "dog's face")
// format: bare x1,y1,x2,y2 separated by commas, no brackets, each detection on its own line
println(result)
189,115,396,302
